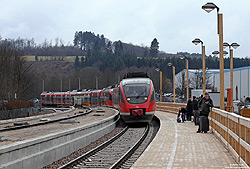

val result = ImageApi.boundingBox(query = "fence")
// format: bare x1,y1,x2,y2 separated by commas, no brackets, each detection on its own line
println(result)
210,108,250,167
156,102,250,167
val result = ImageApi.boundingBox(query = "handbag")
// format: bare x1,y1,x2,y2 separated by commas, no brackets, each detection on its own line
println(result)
177,117,181,123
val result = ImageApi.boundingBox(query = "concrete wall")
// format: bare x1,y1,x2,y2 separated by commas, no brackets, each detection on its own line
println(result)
0,110,119,169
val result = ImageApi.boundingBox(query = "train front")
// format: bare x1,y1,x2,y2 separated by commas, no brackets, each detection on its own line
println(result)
119,78,155,123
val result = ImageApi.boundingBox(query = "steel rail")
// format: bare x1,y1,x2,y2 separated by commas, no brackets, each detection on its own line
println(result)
109,123,149,169
58,125,129,169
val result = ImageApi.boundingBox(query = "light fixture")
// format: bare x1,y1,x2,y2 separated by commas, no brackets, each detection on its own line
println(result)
223,51,228,56
180,55,187,60
202,2,219,13
155,68,160,72
231,43,240,49
223,42,230,49
212,51,219,57
192,38,203,45
212,51,228,57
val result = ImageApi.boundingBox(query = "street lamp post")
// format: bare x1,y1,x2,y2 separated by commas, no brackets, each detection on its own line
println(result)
155,68,162,102
69,77,71,91
202,2,224,110
42,79,45,92
212,50,228,107
60,78,63,92
95,76,98,89
168,63,176,103
192,38,206,96
78,78,81,90
180,55,189,101
223,42,240,112
118,75,120,84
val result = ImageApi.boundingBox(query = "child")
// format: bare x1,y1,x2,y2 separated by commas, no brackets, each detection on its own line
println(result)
178,108,186,122
177,110,182,123
181,107,186,122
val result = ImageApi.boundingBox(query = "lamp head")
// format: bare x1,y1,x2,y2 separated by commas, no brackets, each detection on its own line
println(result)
168,63,173,67
180,55,186,60
223,42,230,49
212,51,219,57
192,38,203,45
202,2,218,13
155,68,160,72
231,43,240,49
223,51,228,56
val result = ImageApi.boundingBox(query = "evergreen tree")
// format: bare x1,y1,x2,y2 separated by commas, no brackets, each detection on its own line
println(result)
114,40,123,56
106,41,112,53
150,38,159,57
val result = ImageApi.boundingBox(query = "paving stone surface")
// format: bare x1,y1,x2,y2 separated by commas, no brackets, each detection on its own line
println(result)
132,111,241,169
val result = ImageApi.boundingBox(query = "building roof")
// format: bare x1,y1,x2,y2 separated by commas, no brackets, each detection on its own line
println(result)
176,66,250,76
175,69,221,77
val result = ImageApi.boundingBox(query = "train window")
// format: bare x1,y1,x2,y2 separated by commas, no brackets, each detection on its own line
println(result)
106,92,112,100
119,89,125,103
122,83,150,104
150,86,155,102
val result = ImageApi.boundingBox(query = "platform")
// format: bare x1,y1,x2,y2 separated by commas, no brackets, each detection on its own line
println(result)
132,111,241,168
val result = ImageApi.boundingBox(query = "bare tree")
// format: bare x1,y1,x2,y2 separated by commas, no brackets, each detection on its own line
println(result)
0,39,34,101
175,71,186,96
190,69,213,90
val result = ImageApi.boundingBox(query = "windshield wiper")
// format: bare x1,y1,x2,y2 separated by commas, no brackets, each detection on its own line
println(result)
136,90,147,99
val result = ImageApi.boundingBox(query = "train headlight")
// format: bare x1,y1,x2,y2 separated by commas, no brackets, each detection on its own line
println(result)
127,98,131,101
144,97,147,100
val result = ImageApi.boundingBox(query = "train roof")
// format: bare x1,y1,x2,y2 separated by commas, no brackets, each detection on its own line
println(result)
123,72,149,79
121,78,151,85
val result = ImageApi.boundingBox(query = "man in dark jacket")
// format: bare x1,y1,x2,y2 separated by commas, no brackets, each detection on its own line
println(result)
192,96,199,125
186,99,193,121
197,92,213,133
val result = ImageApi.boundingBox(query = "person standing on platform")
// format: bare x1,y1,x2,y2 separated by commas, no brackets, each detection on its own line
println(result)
192,96,199,125
197,92,213,133
186,99,193,121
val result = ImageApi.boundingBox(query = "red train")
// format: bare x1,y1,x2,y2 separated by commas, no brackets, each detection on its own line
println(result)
40,72,155,123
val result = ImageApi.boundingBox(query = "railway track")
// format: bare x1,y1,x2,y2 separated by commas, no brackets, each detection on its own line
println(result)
59,117,160,169
0,107,92,132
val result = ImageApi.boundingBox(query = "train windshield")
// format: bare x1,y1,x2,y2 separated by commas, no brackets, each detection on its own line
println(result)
123,83,150,104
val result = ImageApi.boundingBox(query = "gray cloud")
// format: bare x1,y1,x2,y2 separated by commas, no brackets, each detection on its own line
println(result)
0,0,249,57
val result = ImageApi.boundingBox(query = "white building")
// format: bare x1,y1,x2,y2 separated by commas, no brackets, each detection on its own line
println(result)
175,69,219,89
212,66,250,100
175,66,250,101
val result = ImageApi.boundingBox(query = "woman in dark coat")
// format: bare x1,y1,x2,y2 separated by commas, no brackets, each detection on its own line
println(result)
186,99,193,121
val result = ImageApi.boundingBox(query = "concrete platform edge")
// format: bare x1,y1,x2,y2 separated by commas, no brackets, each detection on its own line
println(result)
0,109,119,169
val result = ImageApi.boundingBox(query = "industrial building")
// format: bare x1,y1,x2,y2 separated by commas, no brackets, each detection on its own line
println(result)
175,66,250,101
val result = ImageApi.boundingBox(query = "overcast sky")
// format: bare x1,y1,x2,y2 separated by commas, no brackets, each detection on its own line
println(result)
0,0,249,57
